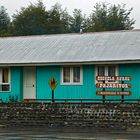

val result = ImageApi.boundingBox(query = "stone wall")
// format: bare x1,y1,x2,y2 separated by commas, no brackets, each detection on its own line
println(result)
0,103,140,129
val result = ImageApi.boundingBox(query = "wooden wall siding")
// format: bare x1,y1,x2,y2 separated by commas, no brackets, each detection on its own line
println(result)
36,64,140,101
0,64,139,102
95,64,140,100
36,65,99,100
0,67,22,102
119,64,140,99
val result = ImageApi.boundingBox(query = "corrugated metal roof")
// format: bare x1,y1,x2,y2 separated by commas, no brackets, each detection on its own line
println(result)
0,30,140,65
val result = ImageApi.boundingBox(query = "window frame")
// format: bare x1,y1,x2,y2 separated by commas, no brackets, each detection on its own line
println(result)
61,66,83,85
95,65,118,83
0,67,11,92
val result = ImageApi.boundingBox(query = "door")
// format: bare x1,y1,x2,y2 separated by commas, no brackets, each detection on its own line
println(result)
23,67,36,99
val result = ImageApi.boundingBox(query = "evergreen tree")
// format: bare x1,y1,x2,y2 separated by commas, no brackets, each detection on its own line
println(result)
107,4,135,30
0,1,135,36
86,2,135,32
47,3,71,34
12,0,47,35
0,6,10,36
70,9,84,33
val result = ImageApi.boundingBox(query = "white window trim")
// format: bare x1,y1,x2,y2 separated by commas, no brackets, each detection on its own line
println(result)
61,66,83,85
0,67,11,92
95,65,118,83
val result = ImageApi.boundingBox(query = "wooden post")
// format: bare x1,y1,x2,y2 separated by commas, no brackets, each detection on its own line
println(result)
103,80,105,103
122,81,124,103
52,90,54,103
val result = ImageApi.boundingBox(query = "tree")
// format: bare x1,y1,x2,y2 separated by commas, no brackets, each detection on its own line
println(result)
86,2,135,32
70,9,84,33
46,3,71,34
107,4,135,30
61,9,72,33
0,6,10,36
12,0,47,36
2,1,134,36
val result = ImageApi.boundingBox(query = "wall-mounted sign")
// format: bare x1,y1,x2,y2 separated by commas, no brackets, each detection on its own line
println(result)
96,83,131,88
96,91,131,96
96,76,131,81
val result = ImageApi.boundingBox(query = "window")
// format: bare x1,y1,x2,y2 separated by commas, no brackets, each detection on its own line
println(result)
96,65,117,82
61,66,82,85
97,66,105,76
0,67,10,91
73,67,80,83
63,67,70,83
108,66,116,76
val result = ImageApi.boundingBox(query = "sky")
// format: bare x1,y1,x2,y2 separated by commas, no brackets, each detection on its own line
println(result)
1,0,140,29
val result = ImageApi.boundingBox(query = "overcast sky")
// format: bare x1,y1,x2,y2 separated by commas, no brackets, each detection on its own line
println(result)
1,0,140,29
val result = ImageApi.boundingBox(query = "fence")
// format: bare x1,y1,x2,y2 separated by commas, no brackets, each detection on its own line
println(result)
23,98,140,103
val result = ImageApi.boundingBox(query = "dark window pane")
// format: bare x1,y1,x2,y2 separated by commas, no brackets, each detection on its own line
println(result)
73,67,80,83
63,67,70,83
2,68,9,83
0,85,10,91
98,66,105,76
108,66,116,76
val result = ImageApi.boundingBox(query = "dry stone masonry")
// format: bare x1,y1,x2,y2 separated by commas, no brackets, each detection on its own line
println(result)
0,103,140,130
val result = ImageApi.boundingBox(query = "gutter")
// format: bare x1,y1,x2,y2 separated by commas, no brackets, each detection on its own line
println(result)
0,60,140,66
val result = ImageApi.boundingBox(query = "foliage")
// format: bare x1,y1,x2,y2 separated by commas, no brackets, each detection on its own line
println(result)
0,2,136,36
86,2,135,32
70,9,84,33
46,3,71,34
107,4,135,30
0,6,11,36
12,0,47,36
9,95,18,102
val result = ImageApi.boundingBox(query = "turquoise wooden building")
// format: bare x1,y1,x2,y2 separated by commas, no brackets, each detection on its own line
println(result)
0,30,139,102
